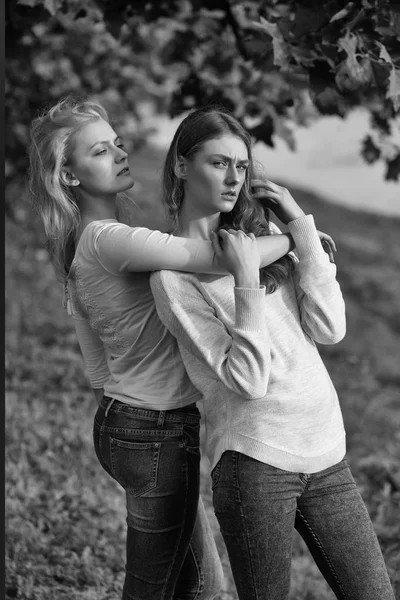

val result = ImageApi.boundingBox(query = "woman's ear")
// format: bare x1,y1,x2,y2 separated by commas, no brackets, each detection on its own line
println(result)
174,156,187,180
61,168,80,187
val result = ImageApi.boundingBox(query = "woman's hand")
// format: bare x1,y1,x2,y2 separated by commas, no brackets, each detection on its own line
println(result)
251,178,306,225
92,388,104,405
317,230,337,263
211,229,260,288
251,166,337,263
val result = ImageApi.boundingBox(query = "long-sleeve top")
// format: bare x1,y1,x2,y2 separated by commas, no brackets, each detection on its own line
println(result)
150,215,347,474
64,218,292,409
65,219,223,409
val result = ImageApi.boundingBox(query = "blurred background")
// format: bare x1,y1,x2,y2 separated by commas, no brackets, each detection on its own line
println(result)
5,1,400,598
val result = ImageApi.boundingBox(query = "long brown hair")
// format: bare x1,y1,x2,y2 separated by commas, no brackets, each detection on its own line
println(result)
161,106,294,292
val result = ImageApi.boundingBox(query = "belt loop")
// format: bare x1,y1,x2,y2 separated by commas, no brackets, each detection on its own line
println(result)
157,410,166,427
105,398,115,418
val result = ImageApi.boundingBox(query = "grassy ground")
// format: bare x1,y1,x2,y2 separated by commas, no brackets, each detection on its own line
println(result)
5,145,400,599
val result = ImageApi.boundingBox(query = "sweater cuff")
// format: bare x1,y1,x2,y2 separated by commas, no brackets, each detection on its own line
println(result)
288,214,324,261
234,286,266,331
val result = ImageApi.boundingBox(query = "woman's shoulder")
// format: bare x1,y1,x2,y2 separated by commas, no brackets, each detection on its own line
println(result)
78,219,150,254
73,220,121,269
76,218,117,246
84,218,123,237
83,220,175,248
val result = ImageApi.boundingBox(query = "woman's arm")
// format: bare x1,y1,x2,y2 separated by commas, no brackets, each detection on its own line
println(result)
252,177,337,263
288,215,346,344
92,388,104,405
150,270,271,400
250,179,345,343
150,230,271,401
257,232,294,266
92,221,292,274
117,193,295,269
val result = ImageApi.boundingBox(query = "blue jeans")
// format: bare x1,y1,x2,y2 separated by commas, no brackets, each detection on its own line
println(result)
93,396,223,600
212,451,395,600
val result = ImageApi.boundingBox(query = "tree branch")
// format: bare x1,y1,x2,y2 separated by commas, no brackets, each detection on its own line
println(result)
223,0,249,61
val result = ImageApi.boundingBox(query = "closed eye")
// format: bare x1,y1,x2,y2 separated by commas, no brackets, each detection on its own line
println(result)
95,142,124,155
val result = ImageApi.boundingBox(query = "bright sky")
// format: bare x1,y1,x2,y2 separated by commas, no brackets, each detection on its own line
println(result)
150,109,400,217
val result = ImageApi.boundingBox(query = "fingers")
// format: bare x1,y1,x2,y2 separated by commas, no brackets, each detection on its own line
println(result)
252,190,279,203
251,178,280,191
217,229,231,241
210,231,223,257
317,230,337,261
215,229,256,242
321,240,335,263
227,229,255,240
224,229,249,238
325,236,337,253
211,229,240,253
251,179,281,204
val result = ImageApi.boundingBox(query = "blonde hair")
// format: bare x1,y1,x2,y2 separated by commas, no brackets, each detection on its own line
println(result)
28,96,109,281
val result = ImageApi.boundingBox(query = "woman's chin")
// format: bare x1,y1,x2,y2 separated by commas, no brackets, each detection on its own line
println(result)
219,200,237,213
120,177,135,191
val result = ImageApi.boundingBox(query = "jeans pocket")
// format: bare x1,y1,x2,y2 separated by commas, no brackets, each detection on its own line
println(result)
182,421,201,456
211,458,222,490
110,438,161,497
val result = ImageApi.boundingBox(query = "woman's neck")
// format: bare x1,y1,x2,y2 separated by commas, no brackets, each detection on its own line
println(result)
75,191,117,242
179,200,220,240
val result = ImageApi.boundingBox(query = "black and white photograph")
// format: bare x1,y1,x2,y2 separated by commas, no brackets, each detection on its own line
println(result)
5,1,400,599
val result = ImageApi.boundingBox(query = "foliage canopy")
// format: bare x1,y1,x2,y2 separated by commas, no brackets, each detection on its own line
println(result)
6,0,400,198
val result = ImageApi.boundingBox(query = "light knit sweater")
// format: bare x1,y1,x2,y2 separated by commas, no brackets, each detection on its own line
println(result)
150,215,347,474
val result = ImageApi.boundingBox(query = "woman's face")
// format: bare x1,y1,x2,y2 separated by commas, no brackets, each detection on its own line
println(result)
65,118,135,197
181,134,249,216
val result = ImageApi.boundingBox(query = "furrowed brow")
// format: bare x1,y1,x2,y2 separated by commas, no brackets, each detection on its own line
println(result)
210,154,249,164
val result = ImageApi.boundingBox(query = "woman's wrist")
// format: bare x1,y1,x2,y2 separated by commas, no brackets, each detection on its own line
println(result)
234,271,260,288
286,233,296,252
257,233,295,268
287,213,308,226
285,208,306,224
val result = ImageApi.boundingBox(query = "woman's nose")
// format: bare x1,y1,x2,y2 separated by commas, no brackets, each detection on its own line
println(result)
226,167,240,185
115,147,128,161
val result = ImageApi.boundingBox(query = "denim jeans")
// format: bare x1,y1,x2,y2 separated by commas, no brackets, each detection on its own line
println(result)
212,451,395,600
93,396,223,600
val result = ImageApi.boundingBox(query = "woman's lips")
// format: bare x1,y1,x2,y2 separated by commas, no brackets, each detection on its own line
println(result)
117,167,130,176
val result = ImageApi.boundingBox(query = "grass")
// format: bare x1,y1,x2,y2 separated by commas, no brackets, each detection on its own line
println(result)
5,145,400,599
